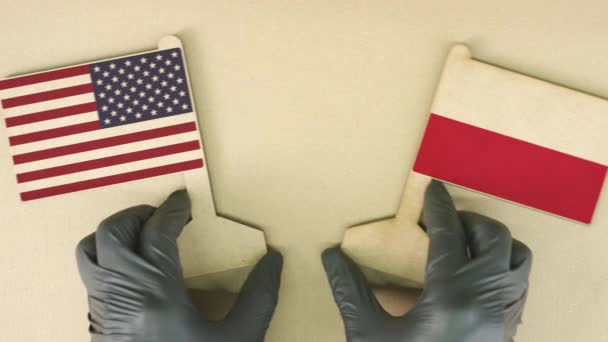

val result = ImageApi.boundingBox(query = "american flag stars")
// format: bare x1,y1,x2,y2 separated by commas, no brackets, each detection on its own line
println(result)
90,48,193,128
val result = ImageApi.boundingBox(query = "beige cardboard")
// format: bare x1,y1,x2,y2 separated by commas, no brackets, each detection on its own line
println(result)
343,171,431,287
1,2,608,342
160,36,267,291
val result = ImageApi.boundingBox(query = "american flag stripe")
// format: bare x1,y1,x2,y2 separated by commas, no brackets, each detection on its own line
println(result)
8,111,98,136
5,102,97,127
3,93,95,117
10,113,194,155
0,65,90,90
2,83,94,108
19,150,203,191
1,47,204,201
20,159,203,201
9,120,99,145
0,74,92,100
16,140,201,183
13,132,200,173
13,121,197,164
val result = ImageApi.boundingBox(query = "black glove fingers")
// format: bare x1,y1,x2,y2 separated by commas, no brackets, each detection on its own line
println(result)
224,249,283,339
504,239,532,303
87,296,109,334
503,289,529,340
458,211,512,272
422,180,469,273
77,234,127,336
76,233,98,265
79,196,252,342
510,239,533,274
140,190,191,278
76,233,102,296
95,205,155,271
321,248,387,327
76,233,109,294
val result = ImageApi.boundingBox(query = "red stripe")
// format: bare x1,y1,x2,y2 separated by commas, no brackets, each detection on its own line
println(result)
19,159,203,201
17,140,202,183
9,121,99,146
13,121,197,165
0,65,90,91
413,114,607,224
1,83,93,109
5,102,97,127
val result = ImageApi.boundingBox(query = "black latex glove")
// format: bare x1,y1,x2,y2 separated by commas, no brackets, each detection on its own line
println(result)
323,180,532,342
76,190,283,342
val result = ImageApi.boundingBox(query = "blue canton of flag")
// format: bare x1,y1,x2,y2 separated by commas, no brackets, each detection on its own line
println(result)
91,48,193,128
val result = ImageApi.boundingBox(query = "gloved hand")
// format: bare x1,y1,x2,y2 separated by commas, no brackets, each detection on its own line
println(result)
76,190,283,342
323,180,532,342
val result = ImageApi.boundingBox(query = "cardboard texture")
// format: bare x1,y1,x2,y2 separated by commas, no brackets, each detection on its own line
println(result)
343,45,608,288
2,2,608,342
161,36,267,291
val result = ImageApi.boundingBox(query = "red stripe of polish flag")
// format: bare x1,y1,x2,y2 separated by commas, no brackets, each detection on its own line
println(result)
413,114,607,224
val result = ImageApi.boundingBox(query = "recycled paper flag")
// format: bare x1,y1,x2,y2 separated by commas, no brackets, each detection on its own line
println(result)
412,46,607,224
0,36,268,294
0,43,204,201
342,44,608,291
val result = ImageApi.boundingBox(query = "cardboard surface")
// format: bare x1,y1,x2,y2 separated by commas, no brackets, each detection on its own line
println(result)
1,2,608,341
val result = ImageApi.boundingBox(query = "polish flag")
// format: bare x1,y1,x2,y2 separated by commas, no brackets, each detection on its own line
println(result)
412,45,607,224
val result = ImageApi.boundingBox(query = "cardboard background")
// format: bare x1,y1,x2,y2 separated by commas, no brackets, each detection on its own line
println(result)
1,1,607,341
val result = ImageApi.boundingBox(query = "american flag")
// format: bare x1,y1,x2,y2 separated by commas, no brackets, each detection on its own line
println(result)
0,47,204,201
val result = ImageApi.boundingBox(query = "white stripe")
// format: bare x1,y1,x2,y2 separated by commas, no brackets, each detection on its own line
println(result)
7,111,99,136
2,93,95,117
10,112,197,155
432,52,608,165
13,131,201,173
0,74,92,99
18,150,202,192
